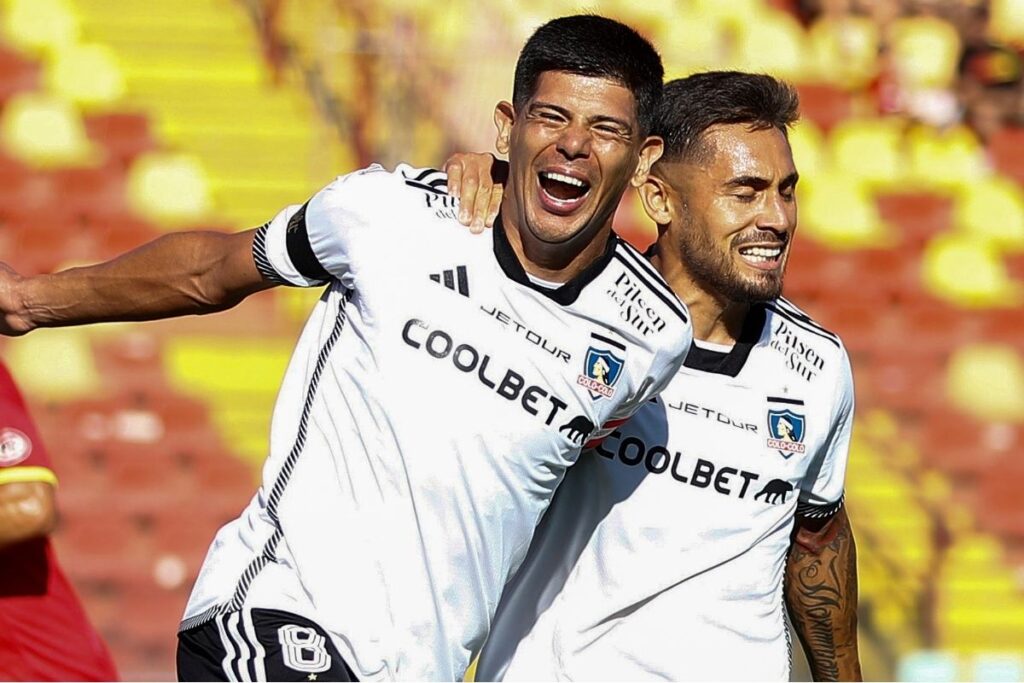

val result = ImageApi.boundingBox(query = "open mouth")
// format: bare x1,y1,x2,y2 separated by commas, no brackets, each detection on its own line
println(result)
737,244,785,270
537,170,591,214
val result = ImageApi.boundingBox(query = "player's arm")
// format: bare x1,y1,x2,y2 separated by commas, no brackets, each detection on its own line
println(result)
443,152,509,231
0,480,57,549
785,506,862,682
0,229,272,336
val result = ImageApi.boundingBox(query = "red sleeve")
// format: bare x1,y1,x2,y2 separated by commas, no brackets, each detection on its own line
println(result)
0,362,54,483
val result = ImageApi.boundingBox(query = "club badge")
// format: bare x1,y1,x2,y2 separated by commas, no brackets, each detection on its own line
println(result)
577,347,624,400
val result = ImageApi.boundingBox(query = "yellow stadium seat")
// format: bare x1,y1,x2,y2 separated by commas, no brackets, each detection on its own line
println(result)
0,91,98,167
807,15,880,89
953,177,1024,250
656,12,725,76
945,344,1024,422
46,42,125,108
731,9,811,81
905,124,987,192
827,117,906,186
890,16,961,89
127,151,213,227
922,234,1022,308
788,118,825,179
6,328,102,400
991,0,1024,45
164,336,293,463
1,0,80,55
798,172,895,248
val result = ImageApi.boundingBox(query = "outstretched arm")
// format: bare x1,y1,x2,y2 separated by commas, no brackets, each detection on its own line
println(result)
785,507,862,681
0,229,273,336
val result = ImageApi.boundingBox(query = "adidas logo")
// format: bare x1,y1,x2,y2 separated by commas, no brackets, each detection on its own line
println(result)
429,266,470,297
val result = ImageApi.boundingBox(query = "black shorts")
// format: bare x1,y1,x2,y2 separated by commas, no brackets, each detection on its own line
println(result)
177,608,358,681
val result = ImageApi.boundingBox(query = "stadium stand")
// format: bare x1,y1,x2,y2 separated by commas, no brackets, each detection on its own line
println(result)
0,0,1020,679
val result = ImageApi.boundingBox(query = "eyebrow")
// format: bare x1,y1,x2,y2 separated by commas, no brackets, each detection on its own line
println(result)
725,171,800,190
529,101,634,134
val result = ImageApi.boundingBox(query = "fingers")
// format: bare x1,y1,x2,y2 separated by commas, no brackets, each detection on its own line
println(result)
484,183,503,229
445,160,463,201
461,173,482,231
470,172,493,233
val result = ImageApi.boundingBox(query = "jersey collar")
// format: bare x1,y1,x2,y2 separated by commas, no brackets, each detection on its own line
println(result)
492,214,618,306
683,304,767,377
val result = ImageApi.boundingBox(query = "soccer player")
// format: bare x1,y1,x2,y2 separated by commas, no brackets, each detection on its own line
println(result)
0,16,692,682
450,72,861,681
0,360,120,681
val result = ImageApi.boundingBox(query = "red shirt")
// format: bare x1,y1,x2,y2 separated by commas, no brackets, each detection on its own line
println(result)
0,362,119,681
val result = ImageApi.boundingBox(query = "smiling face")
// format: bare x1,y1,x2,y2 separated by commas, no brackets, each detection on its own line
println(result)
495,71,660,261
660,123,798,303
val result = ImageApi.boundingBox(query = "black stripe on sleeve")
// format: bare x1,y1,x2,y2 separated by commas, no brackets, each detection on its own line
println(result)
796,494,845,519
285,202,332,282
456,266,470,296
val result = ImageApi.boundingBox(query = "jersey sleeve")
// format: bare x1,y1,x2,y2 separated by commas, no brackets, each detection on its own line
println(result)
797,347,855,518
585,319,693,448
251,163,391,290
0,364,56,487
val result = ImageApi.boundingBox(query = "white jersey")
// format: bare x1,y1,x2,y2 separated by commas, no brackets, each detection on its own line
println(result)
179,164,692,681
478,300,854,681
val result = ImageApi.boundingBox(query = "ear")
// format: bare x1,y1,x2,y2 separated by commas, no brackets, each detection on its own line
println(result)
494,101,515,155
636,170,673,227
630,136,664,188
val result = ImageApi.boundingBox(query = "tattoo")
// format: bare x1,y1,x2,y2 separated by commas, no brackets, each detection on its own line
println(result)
786,510,862,681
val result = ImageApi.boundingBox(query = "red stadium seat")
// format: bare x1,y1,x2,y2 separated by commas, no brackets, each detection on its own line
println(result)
48,162,129,220
83,112,157,166
987,126,1024,187
795,84,853,133
976,459,1024,540
875,192,954,246
919,408,1022,479
977,307,1024,353
859,349,946,417
0,45,40,102
893,301,984,354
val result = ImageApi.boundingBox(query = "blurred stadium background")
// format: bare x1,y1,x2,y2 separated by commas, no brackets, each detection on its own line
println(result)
0,0,1021,679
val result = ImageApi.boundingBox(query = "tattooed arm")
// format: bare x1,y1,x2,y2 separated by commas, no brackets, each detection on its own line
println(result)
785,506,862,681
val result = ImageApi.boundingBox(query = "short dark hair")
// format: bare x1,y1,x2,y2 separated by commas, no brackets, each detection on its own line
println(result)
512,15,664,136
655,71,800,163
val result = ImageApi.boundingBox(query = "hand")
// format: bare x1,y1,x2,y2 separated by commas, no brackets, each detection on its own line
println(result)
0,263,33,336
443,153,508,234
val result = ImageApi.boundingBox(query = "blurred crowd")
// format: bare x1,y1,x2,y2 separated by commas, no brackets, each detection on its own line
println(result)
792,0,1024,142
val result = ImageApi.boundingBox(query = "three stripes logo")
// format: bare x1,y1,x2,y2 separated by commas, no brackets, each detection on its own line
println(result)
429,266,470,297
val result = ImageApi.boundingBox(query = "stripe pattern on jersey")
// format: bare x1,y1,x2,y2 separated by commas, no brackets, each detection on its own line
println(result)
180,293,351,633
613,240,689,324
796,493,845,519
215,611,268,682
252,223,293,286
766,298,840,348
402,167,448,195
